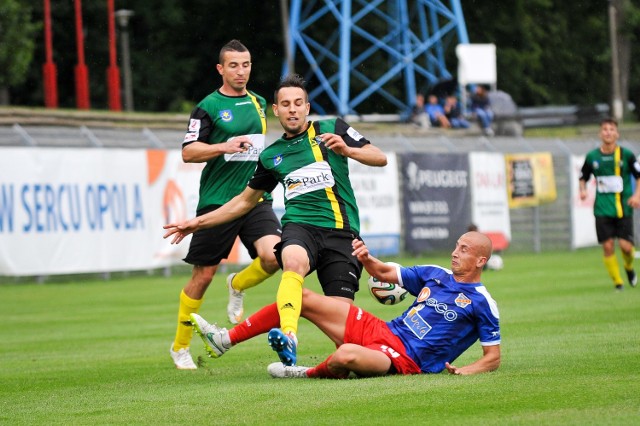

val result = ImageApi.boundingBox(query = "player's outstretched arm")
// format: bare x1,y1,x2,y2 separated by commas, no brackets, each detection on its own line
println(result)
163,186,264,244
352,239,398,283
445,344,501,375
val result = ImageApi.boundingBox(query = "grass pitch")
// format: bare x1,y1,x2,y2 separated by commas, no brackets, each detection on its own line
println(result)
1,246,639,425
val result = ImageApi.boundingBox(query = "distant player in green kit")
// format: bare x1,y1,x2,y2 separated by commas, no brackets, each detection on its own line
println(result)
169,40,282,370
164,74,387,366
579,118,640,291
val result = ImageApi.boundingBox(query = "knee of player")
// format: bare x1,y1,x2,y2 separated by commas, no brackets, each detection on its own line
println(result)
330,344,360,367
261,255,280,274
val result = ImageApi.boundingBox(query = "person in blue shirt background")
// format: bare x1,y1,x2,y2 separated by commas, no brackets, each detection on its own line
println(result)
190,231,501,378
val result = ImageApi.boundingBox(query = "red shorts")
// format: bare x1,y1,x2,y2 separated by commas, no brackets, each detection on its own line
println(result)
344,305,421,375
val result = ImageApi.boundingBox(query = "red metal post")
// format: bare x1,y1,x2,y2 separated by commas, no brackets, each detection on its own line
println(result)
42,0,58,108
74,0,90,109
106,0,122,111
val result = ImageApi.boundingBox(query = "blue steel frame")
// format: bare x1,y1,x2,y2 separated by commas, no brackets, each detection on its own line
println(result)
284,0,469,117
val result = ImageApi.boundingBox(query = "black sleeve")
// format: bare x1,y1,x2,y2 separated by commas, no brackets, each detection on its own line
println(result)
626,148,640,180
248,161,279,193
334,117,371,148
182,107,214,148
579,158,592,182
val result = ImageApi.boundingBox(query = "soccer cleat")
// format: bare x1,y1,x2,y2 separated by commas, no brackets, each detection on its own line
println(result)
190,313,231,358
615,284,624,292
626,269,637,288
169,343,197,370
267,328,298,366
267,362,309,378
226,273,245,324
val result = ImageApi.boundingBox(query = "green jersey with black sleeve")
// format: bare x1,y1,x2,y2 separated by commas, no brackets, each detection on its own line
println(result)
248,118,370,233
182,89,271,211
580,145,640,218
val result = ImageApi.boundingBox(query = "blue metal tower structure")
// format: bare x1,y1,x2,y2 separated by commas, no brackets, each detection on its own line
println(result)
284,0,469,117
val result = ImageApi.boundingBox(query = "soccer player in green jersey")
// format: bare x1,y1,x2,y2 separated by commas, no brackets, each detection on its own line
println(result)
164,74,387,366
579,118,640,291
169,40,282,370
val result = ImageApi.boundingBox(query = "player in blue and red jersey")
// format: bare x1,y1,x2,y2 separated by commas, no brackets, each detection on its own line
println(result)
189,231,501,378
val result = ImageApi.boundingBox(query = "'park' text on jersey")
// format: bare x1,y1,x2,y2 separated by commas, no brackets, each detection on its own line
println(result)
182,90,270,210
249,118,369,233
387,265,501,373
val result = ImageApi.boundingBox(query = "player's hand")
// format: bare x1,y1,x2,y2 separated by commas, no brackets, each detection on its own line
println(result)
318,133,350,157
225,136,252,154
445,362,462,375
628,194,640,208
163,219,199,244
351,239,370,261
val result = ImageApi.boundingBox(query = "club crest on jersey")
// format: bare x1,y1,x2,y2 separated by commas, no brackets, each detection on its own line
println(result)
455,293,472,308
273,154,283,166
219,110,233,122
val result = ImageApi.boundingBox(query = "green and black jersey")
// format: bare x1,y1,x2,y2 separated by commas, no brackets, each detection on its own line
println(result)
249,118,369,233
182,89,270,211
581,145,640,218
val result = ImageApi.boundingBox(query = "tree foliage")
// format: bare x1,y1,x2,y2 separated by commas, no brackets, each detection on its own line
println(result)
0,0,40,88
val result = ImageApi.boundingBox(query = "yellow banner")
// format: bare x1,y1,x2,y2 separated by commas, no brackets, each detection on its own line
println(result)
505,152,557,208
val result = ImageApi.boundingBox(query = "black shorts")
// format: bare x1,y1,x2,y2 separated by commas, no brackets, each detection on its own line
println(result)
273,222,363,299
595,215,634,244
183,201,281,266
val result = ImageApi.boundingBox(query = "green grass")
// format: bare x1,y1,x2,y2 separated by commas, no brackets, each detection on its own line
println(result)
2,247,640,425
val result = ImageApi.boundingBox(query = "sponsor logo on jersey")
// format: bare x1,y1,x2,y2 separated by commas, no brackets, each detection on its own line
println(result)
346,126,363,141
183,131,198,143
283,161,335,200
403,305,432,339
455,293,471,308
219,110,233,122
417,287,431,302
188,118,201,132
425,297,458,321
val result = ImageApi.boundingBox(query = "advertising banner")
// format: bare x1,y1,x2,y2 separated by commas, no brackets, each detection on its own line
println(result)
505,152,557,208
0,148,202,276
399,153,471,253
570,155,598,248
469,152,511,247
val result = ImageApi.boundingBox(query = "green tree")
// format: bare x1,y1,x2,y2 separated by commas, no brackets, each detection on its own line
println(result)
0,0,39,105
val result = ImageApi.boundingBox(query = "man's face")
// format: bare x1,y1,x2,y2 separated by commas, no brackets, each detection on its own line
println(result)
217,50,252,93
272,87,310,136
600,122,619,145
450,234,482,276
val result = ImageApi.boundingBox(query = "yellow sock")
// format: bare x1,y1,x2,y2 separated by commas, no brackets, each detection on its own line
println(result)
173,290,203,350
622,247,635,271
231,257,274,292
603,254,623,286
277,271,304,335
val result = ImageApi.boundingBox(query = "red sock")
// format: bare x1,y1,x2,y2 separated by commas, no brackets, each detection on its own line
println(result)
228,303,279,345
307,356,348,379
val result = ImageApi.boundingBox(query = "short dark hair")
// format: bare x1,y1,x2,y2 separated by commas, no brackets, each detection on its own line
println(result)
601,117,618,127
219,39,249,64
274,74,308,103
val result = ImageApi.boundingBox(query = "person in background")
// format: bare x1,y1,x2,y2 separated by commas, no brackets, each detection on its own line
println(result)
425,94,451,128
444,95,470,129
188,231,501,379
579,117,640,291
470,85,494,136
169,39,282,370
410,93,430,130
164,74,387,367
